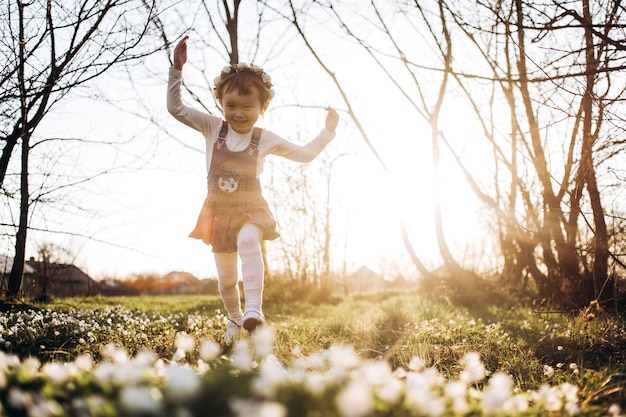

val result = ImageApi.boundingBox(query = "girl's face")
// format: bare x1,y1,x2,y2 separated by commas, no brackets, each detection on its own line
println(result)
221,87,265,134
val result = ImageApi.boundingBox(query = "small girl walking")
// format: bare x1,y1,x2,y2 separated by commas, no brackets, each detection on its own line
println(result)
167,36,339,343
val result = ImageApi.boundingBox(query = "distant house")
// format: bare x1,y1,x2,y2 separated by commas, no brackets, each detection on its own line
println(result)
158,271,199,294
1,254,35,296
1,255,98,299
23,257,100,298
341,266,388,294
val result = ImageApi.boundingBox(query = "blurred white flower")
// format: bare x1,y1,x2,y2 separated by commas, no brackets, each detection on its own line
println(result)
75,353,93,372
533,385,564,412
175,332,196,353
445,380,469,413
405,369,445,416
408,356,425,372
230,399,287,417
133,351,157,368
6,387,31,410
502,394,529,413
482,372,514,413
172,348,186,362
608,404,622,417
102,343,128,364
199,339,221,362
22,357,41,379
119,386,162,415
305,352,326,370
253,327,274,358
304,373,326,396
164,366,201,402
93,363,115,385
28,397,63,417
42,362,69,385
336,380,373,417
356,360,402,403
327,344,360,370
460,352,485,384
252,355,288,397
232,340,253,371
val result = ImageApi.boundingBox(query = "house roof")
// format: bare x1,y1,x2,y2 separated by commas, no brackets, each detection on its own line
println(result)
0,255,35,274
24,259,94,284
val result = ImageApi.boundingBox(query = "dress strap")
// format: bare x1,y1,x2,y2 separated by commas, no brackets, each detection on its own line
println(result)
216,121,228,150
248,127,262,155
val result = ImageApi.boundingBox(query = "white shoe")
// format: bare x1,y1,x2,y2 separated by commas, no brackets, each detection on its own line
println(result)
225,319,241,344
243,310,265,333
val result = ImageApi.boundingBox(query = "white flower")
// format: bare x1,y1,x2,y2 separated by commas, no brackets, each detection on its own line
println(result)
405,370,445,416
252,355,288,396
213,76,222,86
42,362,69,385
608,404,622,417
175,332,196,353
232,340,253,371
460,352,485,384
327,344,360,370
222,65,232,73
253,327,274,358
6,387,31,410
408,356,425,372
482,373,514,413
543,364,555,377
199,339,221,362
502,394,529,413
75,353,93,372
119,386,162,415
262,73,272,84
268,89,276,99
336,380,373,417
164,366,201,402
230,399,287,417
304,373,326,396
172,348,186,362
22,357,41,379
102,343,128,364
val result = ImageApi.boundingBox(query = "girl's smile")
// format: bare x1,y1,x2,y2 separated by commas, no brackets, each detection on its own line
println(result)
221,88,264,134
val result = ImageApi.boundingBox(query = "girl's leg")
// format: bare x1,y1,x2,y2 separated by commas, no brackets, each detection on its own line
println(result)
237,223,265,330
214,251,243,326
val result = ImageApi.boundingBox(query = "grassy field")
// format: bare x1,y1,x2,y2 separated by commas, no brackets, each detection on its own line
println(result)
0,291,625,416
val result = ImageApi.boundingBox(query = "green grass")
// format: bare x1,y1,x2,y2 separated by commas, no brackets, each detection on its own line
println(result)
1,291,625,415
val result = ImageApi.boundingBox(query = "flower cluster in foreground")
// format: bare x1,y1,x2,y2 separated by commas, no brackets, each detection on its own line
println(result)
0,326,594,417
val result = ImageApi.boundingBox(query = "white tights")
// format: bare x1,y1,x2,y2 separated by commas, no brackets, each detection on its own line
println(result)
214,223,264,325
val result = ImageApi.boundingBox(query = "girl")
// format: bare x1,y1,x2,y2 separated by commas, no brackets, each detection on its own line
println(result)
167,36,339,344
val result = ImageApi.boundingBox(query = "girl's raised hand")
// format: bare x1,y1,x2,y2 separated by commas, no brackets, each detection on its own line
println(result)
173,36,189,70
325,107,339,133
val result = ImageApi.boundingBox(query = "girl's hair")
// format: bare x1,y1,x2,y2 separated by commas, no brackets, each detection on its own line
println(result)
213,64,274,109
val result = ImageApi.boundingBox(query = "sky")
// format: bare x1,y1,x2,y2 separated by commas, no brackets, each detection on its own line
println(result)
2,1,493,281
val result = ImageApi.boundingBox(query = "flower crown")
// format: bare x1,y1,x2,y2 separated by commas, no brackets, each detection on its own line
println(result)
213,63,275,100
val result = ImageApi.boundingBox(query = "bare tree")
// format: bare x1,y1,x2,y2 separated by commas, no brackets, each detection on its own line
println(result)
271,0,626,307
436,0,625,307
1,0,160,297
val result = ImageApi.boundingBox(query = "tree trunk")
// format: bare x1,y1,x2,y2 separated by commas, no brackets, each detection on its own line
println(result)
8,132,30,297
580,0,610,305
